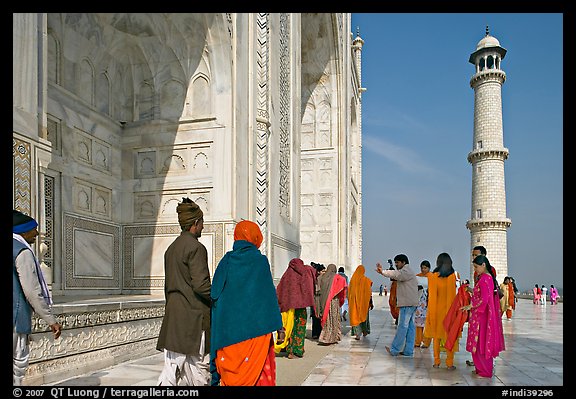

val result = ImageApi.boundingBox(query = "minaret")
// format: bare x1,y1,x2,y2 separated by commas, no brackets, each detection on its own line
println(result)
466,26,512,280
352,26,365,268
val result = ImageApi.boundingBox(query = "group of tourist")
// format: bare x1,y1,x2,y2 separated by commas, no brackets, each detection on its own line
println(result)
374,247,506,379
533,283,560,305
12,199,521,386
154,197,368,386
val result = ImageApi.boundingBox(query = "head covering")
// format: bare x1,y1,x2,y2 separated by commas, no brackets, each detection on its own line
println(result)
348,265,373,326
210,238,282,385
176,198,203,228
276,258,317,313
314,264,347,327
234,220,263,249
13,210,38,234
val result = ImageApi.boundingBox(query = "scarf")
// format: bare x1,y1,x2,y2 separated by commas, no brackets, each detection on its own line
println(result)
210,239,282,385
276,258,317,313
13,233,52,306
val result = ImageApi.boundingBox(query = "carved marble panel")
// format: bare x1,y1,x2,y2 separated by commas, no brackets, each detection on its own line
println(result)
64,213,120,289
158,147,187,175
73,180,92,213
123,222,224,289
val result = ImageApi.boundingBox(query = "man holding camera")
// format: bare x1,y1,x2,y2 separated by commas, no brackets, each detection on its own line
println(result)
376,254,419,357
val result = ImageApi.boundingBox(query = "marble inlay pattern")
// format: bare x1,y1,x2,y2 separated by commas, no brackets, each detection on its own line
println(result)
13,137,32,214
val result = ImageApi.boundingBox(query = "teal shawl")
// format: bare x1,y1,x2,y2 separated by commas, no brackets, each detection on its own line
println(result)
210,240,282,385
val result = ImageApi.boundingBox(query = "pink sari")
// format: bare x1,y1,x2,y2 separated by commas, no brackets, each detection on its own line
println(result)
466,273,505,377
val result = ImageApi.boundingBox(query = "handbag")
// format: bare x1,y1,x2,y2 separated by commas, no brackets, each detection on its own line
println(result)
497,286,504,299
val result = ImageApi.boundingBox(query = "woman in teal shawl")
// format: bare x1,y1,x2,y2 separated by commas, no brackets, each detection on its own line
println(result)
209,220,283,386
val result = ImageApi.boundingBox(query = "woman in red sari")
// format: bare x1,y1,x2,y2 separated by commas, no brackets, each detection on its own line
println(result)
462,255,505,378
314,264,347,345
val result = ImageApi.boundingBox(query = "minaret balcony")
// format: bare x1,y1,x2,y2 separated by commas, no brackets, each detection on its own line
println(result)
467,148,509,163
466,218,512,230
470,69,506,86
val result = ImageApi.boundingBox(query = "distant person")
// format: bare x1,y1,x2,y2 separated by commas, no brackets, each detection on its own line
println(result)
348,265,374,340
549,284,559,305
157,198,212,386
338,267,349,321
424,253,460,369
376,254,419,357
462,255,505,378
509,277,519,304
275,258,317,359
540,285,548,305
414,260,431,349
209,220,282,385
533,284,541,304
13,210,62,386
315,264,347,345
379,284,384,296
309,262,326,339
499,277,513,320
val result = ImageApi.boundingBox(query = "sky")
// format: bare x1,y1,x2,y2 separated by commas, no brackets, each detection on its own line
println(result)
351,13,563,293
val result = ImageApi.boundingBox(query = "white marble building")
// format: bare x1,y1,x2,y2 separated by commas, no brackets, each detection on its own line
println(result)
13,13,363,383
13,13,364,294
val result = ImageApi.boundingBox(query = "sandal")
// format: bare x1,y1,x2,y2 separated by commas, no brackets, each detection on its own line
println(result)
433,364,440,368
276,329,286,345
447,366,456,370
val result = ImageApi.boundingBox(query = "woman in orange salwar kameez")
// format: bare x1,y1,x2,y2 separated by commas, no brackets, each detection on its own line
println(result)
424,253,459,370
463,255,505,378
209,220,283,386
507,279,516,318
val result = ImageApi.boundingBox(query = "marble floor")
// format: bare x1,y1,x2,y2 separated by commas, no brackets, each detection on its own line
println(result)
42,296,563,388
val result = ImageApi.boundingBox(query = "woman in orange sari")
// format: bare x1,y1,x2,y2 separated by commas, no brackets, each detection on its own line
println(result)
348,265,374,340
210,220,283,386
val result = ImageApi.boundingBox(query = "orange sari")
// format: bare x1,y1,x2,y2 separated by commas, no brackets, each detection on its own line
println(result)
216,334,276,386
348,265,373,327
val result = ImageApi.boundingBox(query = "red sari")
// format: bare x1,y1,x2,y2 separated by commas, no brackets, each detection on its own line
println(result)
443,283,471,351
388,280,399,320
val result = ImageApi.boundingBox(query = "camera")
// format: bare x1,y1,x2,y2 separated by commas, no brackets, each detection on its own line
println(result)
387,259,394,270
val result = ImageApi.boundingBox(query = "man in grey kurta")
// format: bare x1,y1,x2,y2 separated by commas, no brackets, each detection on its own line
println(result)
156,198,212,386
13,210,62,385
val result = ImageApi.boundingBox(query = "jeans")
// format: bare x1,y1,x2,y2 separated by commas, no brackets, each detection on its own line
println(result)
390,306,417,356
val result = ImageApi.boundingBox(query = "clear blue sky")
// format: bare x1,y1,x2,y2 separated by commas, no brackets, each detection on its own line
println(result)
351,13,563,293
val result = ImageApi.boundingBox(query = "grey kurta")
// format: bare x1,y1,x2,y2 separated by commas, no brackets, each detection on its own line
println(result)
156,231,212,355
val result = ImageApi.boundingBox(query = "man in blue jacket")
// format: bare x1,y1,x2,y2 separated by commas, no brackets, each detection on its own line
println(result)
13,210,62,385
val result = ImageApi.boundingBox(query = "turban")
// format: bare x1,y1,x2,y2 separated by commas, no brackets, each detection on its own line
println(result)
13,210,38,234
233,220,263,248
176,198,203,228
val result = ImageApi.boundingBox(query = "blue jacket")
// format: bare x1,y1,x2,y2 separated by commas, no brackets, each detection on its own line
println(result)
13,239,33,334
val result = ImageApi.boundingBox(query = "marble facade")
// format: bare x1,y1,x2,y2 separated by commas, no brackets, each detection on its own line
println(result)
13,13,363,383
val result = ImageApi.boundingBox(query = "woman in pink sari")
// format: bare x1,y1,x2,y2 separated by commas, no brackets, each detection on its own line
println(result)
549,285,559,305
462,255,505,378
532,284,541,304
